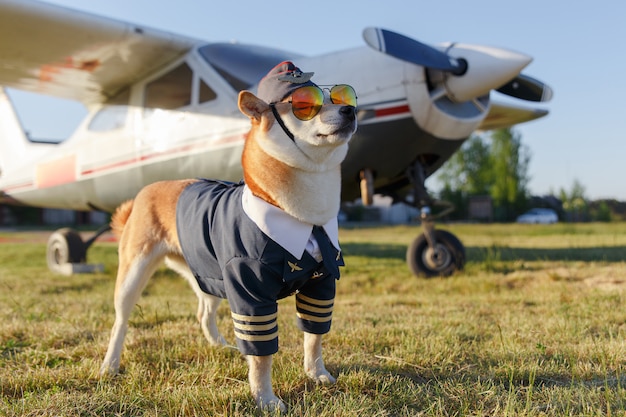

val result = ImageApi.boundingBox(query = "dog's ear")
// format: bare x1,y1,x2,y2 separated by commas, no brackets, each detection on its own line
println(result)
238,91,270,122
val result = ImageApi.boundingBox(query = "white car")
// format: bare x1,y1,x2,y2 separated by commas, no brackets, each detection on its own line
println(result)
516,208,558,224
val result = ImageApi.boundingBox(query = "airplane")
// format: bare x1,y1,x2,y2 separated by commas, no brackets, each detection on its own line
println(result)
0,0,552,277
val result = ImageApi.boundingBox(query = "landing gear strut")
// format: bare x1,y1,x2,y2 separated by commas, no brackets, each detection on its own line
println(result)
46,225,110,275
360,169,374,206
404,161,465,277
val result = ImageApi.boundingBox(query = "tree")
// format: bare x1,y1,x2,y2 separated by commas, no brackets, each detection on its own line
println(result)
436,128,531,221
559,179,589,222
436,135,491,220
437,135,491,194
593,201,612,222
489,128,531,220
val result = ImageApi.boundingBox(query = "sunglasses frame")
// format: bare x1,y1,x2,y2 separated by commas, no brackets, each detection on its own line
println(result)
287,84,357,121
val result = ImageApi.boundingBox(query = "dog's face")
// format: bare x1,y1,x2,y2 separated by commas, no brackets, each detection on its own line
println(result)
238,89,357,170
278,87,358,147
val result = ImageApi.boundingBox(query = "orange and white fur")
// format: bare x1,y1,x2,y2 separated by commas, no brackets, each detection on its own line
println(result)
99,88,356,412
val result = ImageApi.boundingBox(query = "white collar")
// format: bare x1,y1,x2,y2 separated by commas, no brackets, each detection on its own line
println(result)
242,185,339,259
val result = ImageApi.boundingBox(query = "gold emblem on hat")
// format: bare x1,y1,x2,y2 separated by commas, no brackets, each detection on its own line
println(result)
277,70,314,84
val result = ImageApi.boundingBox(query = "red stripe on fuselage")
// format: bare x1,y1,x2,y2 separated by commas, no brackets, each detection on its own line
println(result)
2,181,34,192
3,134,245,194
80,134,244,177
80,157,139,176
375,104,410,117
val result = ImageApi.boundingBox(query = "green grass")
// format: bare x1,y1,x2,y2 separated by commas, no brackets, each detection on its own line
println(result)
1,223,626,416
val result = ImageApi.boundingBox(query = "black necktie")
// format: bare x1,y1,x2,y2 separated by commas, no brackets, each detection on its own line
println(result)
312,226,339,277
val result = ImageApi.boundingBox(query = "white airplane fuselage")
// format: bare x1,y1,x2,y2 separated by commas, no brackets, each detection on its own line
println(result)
1,42,528,212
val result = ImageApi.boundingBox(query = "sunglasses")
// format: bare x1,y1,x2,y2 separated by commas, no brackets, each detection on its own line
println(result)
288,84,357,120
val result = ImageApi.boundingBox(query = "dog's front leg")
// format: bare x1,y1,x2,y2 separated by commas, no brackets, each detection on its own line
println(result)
303,332,336,384
247,354,286,413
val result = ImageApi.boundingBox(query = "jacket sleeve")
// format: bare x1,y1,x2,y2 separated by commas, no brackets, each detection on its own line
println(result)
294,273,336,335
222,256,283,356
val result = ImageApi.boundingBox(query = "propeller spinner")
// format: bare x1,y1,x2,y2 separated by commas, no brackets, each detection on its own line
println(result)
362,27,552,103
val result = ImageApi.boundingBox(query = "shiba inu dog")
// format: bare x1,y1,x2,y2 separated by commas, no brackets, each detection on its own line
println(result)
99,61,357,412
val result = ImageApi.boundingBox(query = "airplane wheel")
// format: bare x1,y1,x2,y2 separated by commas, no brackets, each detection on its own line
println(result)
406,230,465,277
47,228,86,273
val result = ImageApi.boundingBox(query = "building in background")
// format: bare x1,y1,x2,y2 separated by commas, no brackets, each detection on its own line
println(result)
0,205,108,226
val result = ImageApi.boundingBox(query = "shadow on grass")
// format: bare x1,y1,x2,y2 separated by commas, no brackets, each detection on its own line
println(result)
341,242,406,259
466,245,626,263
341,242,626,263
331,362,626,414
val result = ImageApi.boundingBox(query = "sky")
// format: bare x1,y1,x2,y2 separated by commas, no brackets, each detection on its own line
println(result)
8,0,626,200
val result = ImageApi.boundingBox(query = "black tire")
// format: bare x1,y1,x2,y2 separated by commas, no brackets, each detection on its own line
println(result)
406,230,465,277
47,228,86,273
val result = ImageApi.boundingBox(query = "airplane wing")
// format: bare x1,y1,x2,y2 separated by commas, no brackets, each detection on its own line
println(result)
478,101,549,131
0,0,201,104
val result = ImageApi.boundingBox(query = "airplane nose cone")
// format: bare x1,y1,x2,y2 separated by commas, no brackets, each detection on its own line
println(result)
441,43,532,102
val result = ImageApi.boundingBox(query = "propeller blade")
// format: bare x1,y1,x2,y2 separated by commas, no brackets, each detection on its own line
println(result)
496,74,553,102
363,27,467,75
364,27,540,103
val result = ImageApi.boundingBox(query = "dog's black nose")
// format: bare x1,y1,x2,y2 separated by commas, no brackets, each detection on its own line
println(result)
340,105,356,121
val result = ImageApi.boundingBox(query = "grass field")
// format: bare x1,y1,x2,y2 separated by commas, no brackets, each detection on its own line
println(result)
1,223,626,416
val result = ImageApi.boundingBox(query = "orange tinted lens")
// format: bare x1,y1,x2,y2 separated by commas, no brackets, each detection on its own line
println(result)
291,86,323,120
330,85,357,107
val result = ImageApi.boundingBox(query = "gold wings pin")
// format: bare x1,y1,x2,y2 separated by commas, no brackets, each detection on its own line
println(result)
288,261,303,273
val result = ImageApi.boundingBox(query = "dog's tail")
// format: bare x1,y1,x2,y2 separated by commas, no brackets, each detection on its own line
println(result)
110,200,134,238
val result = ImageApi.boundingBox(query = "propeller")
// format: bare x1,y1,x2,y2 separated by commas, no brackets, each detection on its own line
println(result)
363,27,552,103
496,74,553,102
362,27,467,75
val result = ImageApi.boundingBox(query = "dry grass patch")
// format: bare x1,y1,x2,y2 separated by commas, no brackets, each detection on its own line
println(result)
2,223,626,416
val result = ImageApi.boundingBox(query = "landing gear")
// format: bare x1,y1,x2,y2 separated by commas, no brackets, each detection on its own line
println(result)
358,163,465,277
405,160,465,277
47,228,86,272
406,225,465,277
46,225,110,275
360,169,374,206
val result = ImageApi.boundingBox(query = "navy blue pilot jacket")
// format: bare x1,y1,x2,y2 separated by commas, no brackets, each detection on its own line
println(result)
176,180,344,356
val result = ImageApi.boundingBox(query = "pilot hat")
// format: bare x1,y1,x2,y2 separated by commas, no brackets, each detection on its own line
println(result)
257,61,316,104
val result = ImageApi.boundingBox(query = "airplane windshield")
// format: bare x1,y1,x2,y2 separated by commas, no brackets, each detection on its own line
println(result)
198,43,299,92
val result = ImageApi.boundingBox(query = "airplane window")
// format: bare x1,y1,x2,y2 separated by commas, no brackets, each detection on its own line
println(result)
199,78,217,104
88,105,129,132
198,43,300,91
144,63,194,109
87,89,130,132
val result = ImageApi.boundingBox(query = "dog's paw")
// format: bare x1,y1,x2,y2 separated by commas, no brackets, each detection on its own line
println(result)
255,394,287,414
306,368,337,385
316,372,337,385
209,334,228,346
99,363,120,377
